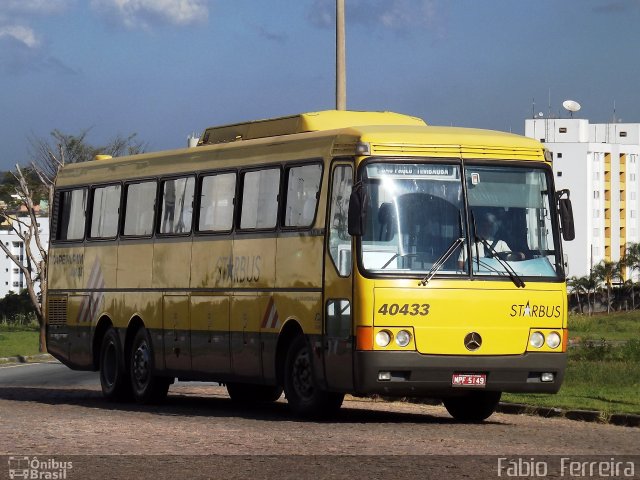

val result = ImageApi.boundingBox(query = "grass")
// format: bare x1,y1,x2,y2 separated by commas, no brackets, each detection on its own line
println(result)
569,311,640,341
0,330,41,358
503,339,640,416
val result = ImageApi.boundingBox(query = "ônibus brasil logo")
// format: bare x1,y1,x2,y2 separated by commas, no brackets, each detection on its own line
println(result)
8,456,73,480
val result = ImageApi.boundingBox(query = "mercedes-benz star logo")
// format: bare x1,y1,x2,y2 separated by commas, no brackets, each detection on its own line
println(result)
464,332,482,351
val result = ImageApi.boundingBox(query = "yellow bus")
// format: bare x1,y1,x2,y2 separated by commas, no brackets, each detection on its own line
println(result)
46,110,574,421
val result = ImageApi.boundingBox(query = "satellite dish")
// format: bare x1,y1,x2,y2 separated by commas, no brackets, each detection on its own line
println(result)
562,100,581,113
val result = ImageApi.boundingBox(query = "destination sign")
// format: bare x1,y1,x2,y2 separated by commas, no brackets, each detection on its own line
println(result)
366,164,457,179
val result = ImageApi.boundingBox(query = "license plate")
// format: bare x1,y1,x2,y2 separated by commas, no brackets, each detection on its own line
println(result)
452,373,487,387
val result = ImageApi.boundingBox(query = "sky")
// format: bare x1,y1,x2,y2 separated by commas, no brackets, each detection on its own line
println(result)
1,0,639,171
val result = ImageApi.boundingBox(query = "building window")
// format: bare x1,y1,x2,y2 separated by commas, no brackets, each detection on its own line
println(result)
593,191,600,199
620,131,628,138
556,152,563,159
631,192,636,201
559,127,567,133
631,211,637,219
593,172,600,180
630,174,636,182
557,171,562,177
593,210,600,218
593,228,600,238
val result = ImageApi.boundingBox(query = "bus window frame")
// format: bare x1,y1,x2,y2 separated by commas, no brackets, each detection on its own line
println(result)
120,178,159,240
462,158,566,282
87,182,123,242
236,165,283,233
280,159,324,232
51,186,88,244
353,156,464,281
194,169,238,236
156,174,196,238
325,159,354,278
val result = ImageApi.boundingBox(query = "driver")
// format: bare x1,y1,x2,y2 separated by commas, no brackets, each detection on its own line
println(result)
458,212,515,269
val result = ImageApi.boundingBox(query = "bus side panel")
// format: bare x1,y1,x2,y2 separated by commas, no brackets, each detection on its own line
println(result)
153,238,192,290
117,241,153,290
230,237,276,381
190,294,231,376
46,245,85,368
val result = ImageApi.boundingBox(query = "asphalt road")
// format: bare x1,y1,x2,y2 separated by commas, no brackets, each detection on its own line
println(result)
1,362,638,479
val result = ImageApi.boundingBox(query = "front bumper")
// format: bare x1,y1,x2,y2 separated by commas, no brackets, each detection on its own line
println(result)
354,351,566,396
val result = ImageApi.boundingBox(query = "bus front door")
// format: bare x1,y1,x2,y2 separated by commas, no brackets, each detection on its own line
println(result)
322,162,354,391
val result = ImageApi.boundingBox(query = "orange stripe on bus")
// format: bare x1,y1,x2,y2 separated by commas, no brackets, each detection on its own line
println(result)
356,326,373,351
562,328,569,352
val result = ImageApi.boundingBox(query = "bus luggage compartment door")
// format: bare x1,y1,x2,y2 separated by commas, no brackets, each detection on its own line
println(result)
162,295,191,371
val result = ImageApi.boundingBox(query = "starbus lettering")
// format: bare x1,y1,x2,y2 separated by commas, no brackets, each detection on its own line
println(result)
51,253,84,266
510,301,561,318
215,255,261,283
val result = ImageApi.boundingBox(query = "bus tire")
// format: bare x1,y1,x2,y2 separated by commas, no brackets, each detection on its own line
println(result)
99,327,132,401
283,335,344,417
129,328,171,404
443,391,501,422
226,383,283,403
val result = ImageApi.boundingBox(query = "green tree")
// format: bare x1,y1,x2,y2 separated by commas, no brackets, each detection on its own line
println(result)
0,129,145,351
592,260,621,314
625,242,640,309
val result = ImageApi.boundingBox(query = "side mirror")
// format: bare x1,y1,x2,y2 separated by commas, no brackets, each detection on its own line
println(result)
557,190,575,241
348,188,365,236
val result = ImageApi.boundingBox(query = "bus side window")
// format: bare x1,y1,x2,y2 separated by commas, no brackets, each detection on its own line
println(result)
284,163,322,228
240,168,280,230
328,165,353,276
198,172,236,232
123,181,157,236
55,188,87,241
159,177,195,235
90,184,121,239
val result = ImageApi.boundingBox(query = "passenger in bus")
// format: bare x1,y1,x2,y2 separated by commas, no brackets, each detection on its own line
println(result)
458,212,522,269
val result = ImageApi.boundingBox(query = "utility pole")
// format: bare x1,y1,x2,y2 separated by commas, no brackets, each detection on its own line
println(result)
336,0,346,110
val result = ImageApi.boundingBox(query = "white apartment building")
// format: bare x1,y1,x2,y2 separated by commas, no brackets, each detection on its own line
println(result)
525,118,640,279
0,216,49,298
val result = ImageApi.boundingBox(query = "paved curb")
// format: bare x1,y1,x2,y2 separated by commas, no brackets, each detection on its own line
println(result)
0,353,53,364
496,402,640,428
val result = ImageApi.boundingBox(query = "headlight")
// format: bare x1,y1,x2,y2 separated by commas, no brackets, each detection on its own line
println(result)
530,331,545,348
395,330,412,347
375,330,392,347
546,332,561,349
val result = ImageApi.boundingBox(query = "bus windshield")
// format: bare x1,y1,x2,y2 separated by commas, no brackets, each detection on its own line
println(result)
359,160,562,280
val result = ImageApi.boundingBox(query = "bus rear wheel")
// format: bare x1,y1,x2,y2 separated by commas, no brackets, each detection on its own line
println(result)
226,383,283,403
129,328,171,404
443,391,501,422
99,327,132,401
283,335,344,417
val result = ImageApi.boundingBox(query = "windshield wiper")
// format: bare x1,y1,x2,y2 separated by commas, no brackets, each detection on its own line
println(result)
479,238,526,288
418,238,464,286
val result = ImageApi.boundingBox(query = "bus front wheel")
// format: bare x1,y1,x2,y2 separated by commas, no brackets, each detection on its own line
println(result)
99,327,132,401
129,328,171,404
443,391,501,422
283,335,344,417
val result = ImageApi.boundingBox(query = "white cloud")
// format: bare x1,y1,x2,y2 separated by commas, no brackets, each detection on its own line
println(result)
90,0,210,29
0,0,71,15
0,25,40,48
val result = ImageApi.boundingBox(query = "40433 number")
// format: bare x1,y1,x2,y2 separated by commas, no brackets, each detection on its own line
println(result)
377,303,430,316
